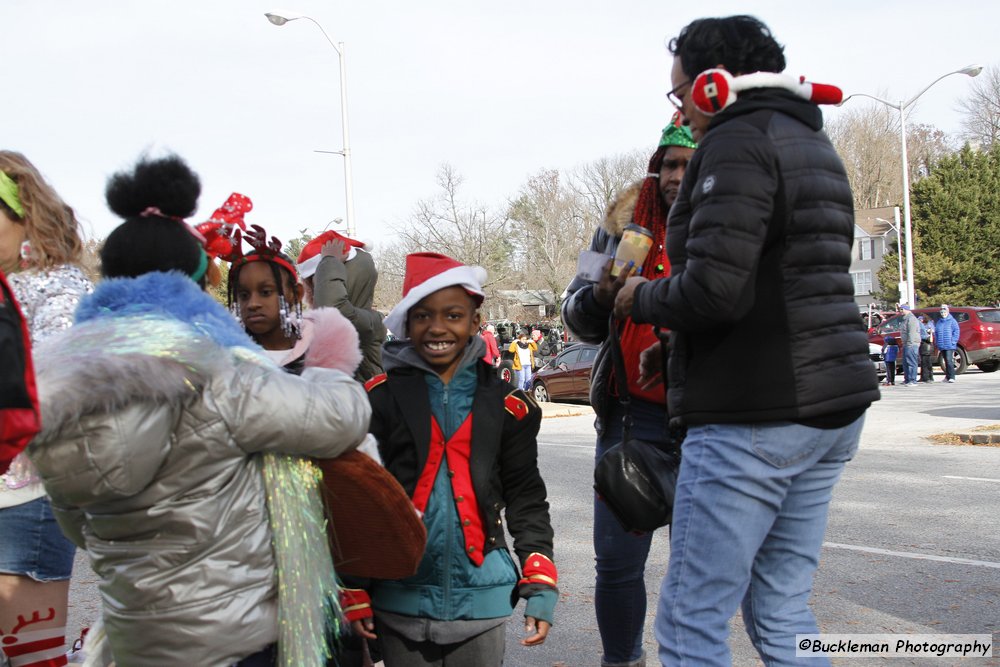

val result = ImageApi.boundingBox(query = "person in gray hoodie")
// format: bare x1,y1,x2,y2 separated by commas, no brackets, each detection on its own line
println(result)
298,230,386,382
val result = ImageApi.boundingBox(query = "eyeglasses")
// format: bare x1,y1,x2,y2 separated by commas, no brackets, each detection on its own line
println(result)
666,80,691,113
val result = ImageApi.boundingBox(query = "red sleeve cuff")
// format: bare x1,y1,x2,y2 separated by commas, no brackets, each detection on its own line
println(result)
339,587,373,622
518,552,558,589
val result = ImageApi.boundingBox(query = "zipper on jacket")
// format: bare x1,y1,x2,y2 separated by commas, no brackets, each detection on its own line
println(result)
441,383,452,616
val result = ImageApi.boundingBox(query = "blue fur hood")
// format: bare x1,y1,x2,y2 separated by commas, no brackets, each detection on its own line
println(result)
34,271,266,432
75,271,254,351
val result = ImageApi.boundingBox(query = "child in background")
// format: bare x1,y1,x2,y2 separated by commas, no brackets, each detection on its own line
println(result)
346,252,557,666
508,329,537,391
882,335,899,386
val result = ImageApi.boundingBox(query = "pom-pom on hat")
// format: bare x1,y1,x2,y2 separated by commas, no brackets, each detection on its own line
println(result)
296,230,366,279
383,252,487,338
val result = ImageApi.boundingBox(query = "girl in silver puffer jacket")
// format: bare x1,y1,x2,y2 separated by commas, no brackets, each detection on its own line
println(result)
27,155,369,667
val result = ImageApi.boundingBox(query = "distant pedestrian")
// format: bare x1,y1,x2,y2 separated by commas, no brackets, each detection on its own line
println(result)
899,305,921,386
919,314,935,382
882,336,898,385
509,329,537,391
935,304,960,383
481,323,501,366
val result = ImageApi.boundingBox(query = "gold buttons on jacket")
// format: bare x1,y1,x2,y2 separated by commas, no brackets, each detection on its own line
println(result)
462,518,471,526
456,496,464,502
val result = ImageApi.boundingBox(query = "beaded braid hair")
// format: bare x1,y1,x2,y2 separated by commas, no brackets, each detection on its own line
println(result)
228,250,304,341
631,144,670,279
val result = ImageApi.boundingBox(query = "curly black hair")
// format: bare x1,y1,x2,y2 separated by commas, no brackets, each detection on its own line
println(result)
669,15,785,80
105,154,201,219
100,154,204,282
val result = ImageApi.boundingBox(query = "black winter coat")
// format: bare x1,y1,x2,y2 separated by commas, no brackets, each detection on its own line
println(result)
631,89,879,425
366,361,554,563
561,183,640,432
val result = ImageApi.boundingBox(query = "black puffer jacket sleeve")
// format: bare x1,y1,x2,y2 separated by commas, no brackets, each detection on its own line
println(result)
560,227,618,343
631,122,779,332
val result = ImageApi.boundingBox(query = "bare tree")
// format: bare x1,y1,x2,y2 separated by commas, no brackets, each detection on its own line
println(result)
828,102,953,209
393,163,512,289
958,64,1000,149
368,241,409,313
569,150,647,232
828,102,902,209
508,169,590,302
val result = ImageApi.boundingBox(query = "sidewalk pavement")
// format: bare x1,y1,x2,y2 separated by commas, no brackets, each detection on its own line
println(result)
538,401,594,418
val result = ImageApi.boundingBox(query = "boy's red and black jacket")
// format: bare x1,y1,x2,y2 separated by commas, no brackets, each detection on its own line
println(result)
365,361,554,571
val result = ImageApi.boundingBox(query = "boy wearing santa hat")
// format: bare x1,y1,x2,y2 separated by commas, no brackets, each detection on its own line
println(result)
342,252,557,666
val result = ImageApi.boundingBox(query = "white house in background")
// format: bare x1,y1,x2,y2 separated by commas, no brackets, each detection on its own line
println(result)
850,206,902,309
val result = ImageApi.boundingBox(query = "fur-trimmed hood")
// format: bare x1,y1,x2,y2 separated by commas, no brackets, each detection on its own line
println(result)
602,181,642,237
33,271,263,435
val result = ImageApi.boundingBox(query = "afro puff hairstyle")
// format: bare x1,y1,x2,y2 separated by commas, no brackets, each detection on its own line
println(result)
101,154,205,282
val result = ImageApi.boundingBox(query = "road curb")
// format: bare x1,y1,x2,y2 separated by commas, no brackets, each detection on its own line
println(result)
949,432,1000,445
539,402,594,419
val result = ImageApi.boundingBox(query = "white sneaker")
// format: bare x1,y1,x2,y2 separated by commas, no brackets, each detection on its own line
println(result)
947,378,956,383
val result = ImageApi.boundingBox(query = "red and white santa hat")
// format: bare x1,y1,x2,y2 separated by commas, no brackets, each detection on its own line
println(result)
384,252,487,338
296,229,366,279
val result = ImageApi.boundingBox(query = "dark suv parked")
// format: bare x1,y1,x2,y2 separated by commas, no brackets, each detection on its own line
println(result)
867,307,1000,375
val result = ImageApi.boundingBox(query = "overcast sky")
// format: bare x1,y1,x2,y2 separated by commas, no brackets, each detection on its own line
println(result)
5,0,994,249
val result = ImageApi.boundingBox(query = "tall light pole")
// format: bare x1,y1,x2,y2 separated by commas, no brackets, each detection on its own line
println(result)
841,65,982,309
266,12,356,238
875,212,904,301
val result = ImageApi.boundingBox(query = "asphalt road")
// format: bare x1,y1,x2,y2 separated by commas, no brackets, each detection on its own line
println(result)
65,369,1000,666
503,369,1000,667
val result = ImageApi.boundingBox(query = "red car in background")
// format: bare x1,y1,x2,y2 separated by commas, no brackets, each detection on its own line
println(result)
531,343,598,403
867,306,1000,375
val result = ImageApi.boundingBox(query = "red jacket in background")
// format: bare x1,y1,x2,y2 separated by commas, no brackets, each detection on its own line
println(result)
480,331,500,365
0,270,40,475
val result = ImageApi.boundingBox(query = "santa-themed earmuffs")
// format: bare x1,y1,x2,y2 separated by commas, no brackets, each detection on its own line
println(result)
690,68,843,116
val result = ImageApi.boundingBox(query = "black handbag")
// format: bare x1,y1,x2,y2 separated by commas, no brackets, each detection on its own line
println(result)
593,316,682,534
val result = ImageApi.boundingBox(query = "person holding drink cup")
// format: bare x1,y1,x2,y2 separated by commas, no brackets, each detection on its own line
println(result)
561,115,696,667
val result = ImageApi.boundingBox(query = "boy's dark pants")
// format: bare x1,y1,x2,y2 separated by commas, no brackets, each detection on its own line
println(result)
885,361,895,384
377,623,506,667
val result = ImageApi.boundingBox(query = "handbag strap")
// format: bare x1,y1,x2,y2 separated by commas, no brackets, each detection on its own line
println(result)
608,314,634,441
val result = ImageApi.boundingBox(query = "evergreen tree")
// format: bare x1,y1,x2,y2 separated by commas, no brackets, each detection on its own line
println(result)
900,144,1000,306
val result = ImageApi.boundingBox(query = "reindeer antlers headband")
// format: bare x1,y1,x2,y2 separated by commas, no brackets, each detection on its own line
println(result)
231,224,299,279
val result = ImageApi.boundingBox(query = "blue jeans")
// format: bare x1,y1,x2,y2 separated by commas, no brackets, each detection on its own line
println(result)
594,399,670,666
941,348,956,380
655,416,864,667
515,368,532,391
903,345,919,383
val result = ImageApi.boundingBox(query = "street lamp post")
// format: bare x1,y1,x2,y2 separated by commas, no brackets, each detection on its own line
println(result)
266,12,356,238
875,212,905,301
841,65,982,309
